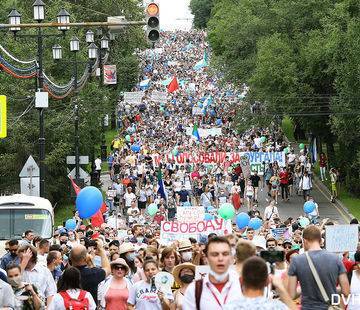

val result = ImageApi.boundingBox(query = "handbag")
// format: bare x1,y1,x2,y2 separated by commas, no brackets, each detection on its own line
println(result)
305,252,341,310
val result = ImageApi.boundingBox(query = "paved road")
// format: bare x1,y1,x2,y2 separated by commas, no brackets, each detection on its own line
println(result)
255,178,350,224
100,172,351,224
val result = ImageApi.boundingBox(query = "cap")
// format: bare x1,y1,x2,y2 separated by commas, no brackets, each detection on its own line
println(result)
252,235,266,250
283,239,292,245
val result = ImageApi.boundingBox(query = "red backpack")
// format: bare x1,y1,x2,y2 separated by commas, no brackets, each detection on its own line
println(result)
59,290,89,310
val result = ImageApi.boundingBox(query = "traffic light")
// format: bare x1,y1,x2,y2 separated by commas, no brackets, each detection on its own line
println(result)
0,96,6,138
145,2,160,44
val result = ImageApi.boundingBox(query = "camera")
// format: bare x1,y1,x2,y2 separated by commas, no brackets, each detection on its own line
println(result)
260,250,284,264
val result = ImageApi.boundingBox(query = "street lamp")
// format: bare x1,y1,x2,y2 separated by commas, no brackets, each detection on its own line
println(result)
52,44,62,60
100,36,109,50
33,0,45,22
70,36,80,52
8,9,21,33
88,43,98,59
57,8,70,31
86,30,94,43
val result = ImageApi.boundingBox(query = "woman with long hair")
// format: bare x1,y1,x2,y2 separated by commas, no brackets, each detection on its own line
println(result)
119,243,144,284
48,267,96,310
128,260,173,310
97,258,132,310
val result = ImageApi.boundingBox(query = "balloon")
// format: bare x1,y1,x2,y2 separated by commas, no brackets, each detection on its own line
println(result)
299,217,310,228
218,203,235,220
299,143,305,149
160,107,165,112
284,147,290,154
147,203,158,216
216,118,222,126
204,213,214,221
198,103,203,109
207,205,214,212
65,219,76,230
125,135,131,142
131,144,141,153
303,201,316,214
210,110,216,116
260,136,266,143
172,148,179,156
236,212,250,229
183,201,192,207
248,217,262,230
76,186,103,219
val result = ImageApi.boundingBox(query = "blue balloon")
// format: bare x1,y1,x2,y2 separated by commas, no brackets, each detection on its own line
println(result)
65,218,77,231
216,118,222,126
204,213,214,221
76,186,103,219
207,205,214,212
131,144,141,153
198,103,203,108
248,217,262,230
303,201,316,214
183,201,192,207
236,212,250,229
210,110,216,116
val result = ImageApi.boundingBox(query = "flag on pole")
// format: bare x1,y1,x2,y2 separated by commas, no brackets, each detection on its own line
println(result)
192,123,201,142
157,169,168,201
167,76,179,93
69,176,81,195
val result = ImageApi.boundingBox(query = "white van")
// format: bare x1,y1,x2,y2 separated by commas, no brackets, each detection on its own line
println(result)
0,194,54,255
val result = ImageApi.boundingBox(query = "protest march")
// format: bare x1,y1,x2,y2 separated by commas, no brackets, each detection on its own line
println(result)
0,28,359,310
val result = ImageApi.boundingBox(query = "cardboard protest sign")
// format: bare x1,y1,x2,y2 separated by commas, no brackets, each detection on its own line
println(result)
271,227,290,240
325,224,358,252
176,206,205,222
123,91,144,105
151,90,168,103
160,218,232,244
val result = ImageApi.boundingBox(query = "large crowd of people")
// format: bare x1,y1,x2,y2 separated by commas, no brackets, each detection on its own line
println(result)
0,30,359,310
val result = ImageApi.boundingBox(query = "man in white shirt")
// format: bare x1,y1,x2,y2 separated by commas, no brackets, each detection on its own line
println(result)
124,187,136,212
299,171,312,201
95,156,102,182
18,244,56,306
183,236,242,310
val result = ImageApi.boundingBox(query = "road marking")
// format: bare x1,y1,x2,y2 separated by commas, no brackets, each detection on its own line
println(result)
313,181,351,223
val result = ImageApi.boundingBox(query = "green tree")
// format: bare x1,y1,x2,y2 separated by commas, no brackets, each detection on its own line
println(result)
190,0,214,29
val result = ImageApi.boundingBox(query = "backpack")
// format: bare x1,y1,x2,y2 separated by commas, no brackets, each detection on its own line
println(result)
59,290,89,310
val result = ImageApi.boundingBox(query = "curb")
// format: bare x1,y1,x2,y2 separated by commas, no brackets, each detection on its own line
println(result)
313,175,354,221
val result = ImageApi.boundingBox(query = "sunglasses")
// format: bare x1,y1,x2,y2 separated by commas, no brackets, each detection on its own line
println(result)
113,265,126,271
284,245,292,249
294,240,302,244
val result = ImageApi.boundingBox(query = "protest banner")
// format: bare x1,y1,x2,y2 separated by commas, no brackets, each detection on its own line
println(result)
103,65,117,85
151,90,168,103
152,151,285,175
123,91,144,105
325,224,358,252
185,127,222,138
160,218,232,244
177,206,205,222
271,227,290,240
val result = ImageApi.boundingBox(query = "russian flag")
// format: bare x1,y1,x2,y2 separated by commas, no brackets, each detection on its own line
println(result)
192,123,201,142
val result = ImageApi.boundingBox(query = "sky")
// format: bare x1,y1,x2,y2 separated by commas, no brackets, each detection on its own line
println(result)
144,0,194,31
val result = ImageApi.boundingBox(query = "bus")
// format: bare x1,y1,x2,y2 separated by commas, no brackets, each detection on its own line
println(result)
0,194,53,253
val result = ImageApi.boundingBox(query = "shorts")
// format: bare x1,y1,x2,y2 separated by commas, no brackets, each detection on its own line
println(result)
331,183,337,192
138,201,146,209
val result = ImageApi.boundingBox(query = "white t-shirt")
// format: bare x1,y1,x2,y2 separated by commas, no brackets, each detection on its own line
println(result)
124,192,136,207
127,280,173,310
48,289,96,310
264,205,279,220
95,158,102,170
287,153,296,164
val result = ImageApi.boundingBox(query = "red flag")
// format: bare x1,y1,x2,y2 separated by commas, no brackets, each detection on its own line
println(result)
91,210,104,228
100,202,107,213
167,76,179,93
69,176,81,195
